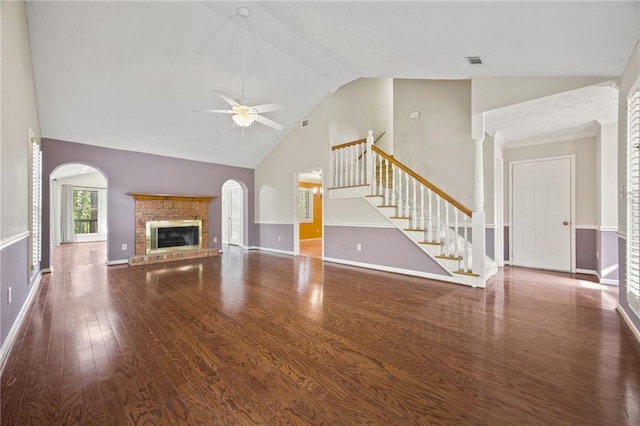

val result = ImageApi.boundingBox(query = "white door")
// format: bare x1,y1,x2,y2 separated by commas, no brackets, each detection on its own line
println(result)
511,157,572,271
229,186,241,246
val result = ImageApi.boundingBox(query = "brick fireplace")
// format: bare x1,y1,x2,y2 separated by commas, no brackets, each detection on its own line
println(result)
128,192,218,265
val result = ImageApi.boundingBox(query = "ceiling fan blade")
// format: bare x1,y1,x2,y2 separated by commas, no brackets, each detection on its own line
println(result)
192,109,235,114
211,89,240,107
253,114,284,131
251,103,285,114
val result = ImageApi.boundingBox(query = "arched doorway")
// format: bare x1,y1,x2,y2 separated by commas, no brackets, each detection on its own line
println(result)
50,163,108,263
221,179,246,248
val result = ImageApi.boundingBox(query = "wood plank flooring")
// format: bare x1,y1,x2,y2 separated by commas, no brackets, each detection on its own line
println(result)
299,238,322,259
2,242,640,424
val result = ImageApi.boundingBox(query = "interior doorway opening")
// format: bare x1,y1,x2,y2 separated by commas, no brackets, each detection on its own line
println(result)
221,179,246,247
295,168,323,259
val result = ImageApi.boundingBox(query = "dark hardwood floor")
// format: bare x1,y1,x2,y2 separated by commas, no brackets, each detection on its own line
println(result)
299,238,322,259
2,242,640,424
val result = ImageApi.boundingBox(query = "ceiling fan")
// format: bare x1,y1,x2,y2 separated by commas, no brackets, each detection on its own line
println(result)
194,7,284,131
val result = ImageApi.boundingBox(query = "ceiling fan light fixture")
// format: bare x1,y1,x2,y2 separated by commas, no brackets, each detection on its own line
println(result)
232,112,254,127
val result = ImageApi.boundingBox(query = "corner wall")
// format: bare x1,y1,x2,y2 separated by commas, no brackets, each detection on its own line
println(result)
1,1,42,354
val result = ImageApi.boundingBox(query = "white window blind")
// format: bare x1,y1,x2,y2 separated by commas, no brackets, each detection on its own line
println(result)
31,130,42,269
627,88,640,312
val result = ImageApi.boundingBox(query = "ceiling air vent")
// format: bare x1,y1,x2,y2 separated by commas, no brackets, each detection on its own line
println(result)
301,119,310,128
466,56,484,66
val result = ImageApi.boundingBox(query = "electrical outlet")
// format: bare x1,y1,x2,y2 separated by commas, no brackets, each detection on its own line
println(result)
121,243,127,251
214,237,218,243
7,287,12,304
278,236,282,242
357,244,362,251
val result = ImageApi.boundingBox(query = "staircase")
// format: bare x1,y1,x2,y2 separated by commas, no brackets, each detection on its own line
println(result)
329,132,497,287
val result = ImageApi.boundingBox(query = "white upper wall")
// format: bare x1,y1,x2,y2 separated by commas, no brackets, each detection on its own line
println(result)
393,79,474,209
597,122,618,229
472,77,613,114
1,1,41,240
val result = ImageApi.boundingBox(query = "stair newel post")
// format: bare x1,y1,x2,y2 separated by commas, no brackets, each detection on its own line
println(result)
366,131,374,194
472,137,486,286
464,215,470,272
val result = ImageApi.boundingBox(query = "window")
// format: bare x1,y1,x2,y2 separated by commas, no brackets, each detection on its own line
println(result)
627,85,640,317
31,129,42,272
72,189,99,234
298,189,313,223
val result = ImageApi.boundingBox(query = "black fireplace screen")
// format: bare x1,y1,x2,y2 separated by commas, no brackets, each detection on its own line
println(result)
156,226,199,248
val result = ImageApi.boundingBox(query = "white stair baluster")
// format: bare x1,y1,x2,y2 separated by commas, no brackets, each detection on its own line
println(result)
384,158,390,205
427,189,433,243
397,169,403,217
436,196,441,251
404,173,410,220
340,148,345,187
445,202,450,256
412,177,417,229
454,209,459,259
390,161,396,207
420,185,425,231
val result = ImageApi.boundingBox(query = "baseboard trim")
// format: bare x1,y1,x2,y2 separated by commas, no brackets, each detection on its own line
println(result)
0,271,44,374
322,257,467,286
575,268,619,286
41,267,52,274
106,259,129,266
248,246,294,256
617,304,640,347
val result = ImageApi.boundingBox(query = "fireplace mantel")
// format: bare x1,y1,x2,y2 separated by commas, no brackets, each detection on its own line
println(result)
127,192,216,203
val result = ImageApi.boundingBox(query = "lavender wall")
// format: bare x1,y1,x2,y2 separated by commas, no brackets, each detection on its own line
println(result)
576,228,597,271
324,226,449,276
254,223,294,253
41,139,255,267
1,237,29,347
618,237,640,332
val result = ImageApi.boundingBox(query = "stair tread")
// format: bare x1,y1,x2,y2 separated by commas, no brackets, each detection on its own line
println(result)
404,228,424,232
390,216,410,219
454,269,480,277
419,241,442,246
378,205,397,208
436,255,463,261
365,195,384,198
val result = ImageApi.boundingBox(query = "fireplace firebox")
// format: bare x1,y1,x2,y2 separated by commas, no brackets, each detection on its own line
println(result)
146,220,202,254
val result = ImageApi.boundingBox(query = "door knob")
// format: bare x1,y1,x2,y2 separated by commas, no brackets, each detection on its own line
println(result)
563,221,569,226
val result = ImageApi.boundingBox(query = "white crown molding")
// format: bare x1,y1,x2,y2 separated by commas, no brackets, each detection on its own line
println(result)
0,231,30,252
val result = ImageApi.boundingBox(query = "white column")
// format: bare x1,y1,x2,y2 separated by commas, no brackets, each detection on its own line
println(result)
472,137,486,287
366,130,374,193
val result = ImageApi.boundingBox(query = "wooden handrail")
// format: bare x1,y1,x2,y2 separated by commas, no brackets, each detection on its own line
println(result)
331,138,366,151
372,145,472,216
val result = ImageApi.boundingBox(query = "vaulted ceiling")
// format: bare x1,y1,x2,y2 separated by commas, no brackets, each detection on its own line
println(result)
26,1,640,168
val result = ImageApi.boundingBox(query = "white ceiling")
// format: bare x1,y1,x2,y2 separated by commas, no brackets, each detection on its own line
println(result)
26,1,640,168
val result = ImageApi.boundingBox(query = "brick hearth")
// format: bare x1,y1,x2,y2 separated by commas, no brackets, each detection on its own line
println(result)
128,193,218,265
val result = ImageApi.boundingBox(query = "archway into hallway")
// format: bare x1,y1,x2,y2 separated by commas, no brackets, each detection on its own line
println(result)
49,163,108,265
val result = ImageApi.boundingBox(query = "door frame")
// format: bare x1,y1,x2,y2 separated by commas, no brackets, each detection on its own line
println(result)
221,179,246,248
508,154,576,272
293,167,324,257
